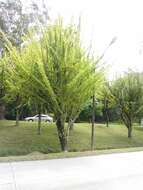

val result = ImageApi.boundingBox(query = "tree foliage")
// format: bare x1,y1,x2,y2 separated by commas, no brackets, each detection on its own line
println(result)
0,0,49,51
0,55,8,119
0,0,49,121
109,71,143,138
4,18,103,151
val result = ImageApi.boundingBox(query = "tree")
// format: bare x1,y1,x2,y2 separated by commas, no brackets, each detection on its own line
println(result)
90,37,116,150
0,0,49,50
3,40,46,130
100,81,112,127
4,57,27,126
0,55,8,119
0,0,50,120
77,100,103,122
109,71,143,138
5,18,103,151
39,19,99,151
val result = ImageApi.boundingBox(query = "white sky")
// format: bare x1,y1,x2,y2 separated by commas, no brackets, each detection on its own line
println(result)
23,0,143,79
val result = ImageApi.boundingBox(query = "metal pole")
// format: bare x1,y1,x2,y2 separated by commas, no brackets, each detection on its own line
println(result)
91,37,117,151
91,94,95,150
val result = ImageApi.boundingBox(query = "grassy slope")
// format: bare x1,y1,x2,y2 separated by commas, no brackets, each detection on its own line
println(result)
0,120,143,157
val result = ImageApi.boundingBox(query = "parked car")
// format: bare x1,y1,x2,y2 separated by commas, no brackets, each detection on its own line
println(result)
25,114,53,122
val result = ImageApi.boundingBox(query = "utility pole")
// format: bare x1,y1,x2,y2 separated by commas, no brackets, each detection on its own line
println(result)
91,94,96,150
91,37,117,151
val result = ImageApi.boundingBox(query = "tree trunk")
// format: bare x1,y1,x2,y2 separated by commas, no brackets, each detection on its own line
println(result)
105,109,109,127
56,117,68,152
15,95,22,126
128,126,132,138
104,99,109,127
15,108,20,126
120,111,133,138
0,104,5,120
20,106,24,121
91,95,95,150
69,119,74,131
38,108,41,135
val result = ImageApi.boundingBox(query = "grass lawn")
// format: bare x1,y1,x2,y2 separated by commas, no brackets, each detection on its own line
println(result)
0,120,143,157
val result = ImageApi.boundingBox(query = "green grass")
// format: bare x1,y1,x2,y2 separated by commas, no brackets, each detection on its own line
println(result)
0,120,143,157
1,147,143,163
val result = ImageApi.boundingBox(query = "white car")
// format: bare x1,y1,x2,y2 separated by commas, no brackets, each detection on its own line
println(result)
25,114,53,122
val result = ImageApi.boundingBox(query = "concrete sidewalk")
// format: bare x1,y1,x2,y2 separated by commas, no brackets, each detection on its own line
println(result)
1,151,143,189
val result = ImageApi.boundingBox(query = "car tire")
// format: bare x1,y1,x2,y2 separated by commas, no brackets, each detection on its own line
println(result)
28,119,33,122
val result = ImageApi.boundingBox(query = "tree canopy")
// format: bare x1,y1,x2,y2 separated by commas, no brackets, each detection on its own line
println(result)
3,18,104,151
108,71,143,137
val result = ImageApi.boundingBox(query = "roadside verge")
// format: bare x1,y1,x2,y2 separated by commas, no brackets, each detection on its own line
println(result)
1,147,143,163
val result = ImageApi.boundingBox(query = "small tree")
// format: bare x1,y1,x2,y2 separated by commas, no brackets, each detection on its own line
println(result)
90,37,116,150
39,19,97,151
4,65,25,126
0,55,8,120
0,0,50,120
5,18,104,151
4,48,46,130
100,81,112,127
109,71,143,138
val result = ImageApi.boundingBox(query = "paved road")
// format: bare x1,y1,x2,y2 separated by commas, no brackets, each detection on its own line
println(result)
1,151,143,190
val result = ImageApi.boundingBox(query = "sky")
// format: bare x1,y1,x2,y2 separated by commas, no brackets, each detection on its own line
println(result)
23,0,143,79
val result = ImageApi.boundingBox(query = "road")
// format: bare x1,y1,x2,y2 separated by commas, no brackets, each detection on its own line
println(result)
1,151,143,190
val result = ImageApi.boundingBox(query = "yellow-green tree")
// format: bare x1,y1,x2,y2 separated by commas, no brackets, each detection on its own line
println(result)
5,18,104,151
109,71,143,138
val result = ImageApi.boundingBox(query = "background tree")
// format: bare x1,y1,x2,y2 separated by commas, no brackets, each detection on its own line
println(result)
3,38,47,130
109,71,143,138
4,56,28,126
100,81,112,127
0,0,49,50
90,37,116,150
0,0,49,120
0,55,8,119
77,100,103,122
